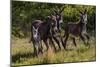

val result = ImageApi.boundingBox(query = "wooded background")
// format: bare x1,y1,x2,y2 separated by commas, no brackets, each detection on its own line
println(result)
12,1,96,38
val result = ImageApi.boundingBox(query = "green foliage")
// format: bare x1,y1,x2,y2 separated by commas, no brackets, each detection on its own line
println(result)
12,1,96,38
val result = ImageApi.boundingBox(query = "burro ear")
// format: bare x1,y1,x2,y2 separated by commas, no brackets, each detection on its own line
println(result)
79,11,83,16
84,9,87,14
37,27,39,31
59,6,65,14
53,9,58,14
33,26,36,31
79,10,83,14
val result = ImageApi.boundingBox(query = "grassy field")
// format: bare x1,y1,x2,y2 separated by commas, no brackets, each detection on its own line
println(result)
11,36,96,66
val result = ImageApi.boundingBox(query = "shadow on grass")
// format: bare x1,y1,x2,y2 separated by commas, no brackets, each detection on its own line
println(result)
11,52,35,63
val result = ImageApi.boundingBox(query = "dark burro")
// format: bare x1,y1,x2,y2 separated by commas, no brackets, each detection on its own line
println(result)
63,9,90,49
29,7,66,56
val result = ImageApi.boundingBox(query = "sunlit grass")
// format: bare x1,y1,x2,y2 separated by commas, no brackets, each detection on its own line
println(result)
11,36,96,66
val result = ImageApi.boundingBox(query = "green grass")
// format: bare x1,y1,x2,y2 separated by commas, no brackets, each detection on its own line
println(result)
11,36,96,66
